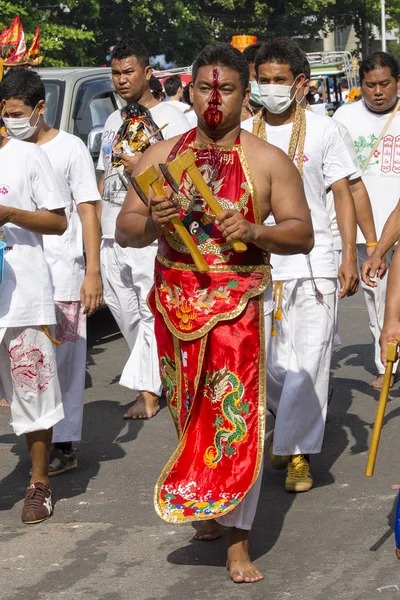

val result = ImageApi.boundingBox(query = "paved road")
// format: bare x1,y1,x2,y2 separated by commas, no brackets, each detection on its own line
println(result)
1,293,400,600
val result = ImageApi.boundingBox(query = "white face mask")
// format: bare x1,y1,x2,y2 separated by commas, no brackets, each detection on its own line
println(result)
259,79,298,114
3,106,40,140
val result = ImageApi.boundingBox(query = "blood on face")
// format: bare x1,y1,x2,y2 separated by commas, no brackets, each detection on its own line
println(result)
204,67,223,130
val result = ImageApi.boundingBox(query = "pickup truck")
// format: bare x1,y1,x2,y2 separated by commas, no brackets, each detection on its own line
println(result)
37,66,124,160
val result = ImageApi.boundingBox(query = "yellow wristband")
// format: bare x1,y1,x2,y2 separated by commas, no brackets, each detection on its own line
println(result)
366,241,378,247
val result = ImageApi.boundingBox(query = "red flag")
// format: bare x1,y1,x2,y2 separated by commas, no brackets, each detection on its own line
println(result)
26,25,40,60
0,16,22,58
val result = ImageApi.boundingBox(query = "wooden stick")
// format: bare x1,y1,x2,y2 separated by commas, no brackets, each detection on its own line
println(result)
362,98,400,173
365,339,399,477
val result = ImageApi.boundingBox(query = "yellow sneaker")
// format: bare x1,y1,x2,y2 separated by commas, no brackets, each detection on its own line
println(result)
285,454,313,493
269,438,290,470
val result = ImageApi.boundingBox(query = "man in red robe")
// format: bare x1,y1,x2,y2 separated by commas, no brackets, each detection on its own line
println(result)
116,43,314,584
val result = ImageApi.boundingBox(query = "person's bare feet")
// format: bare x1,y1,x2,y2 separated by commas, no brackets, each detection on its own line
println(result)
123,391,160,419
371,374,394,389
227,528,264,584
0,398,9,407
192,519,225,541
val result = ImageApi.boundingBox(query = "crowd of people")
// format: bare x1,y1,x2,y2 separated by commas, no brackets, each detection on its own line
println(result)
1,34,400,584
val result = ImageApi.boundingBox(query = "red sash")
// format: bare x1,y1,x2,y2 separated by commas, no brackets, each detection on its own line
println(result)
150,128,270,523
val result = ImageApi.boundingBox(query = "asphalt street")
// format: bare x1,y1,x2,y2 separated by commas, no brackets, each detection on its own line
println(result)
1,292,400,600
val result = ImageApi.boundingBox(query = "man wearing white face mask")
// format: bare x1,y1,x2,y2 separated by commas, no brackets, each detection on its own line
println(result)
2,68,102,477
241,43,263,121
242,38,359,493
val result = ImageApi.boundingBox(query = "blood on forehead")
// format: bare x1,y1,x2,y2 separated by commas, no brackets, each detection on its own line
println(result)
210,68,221,104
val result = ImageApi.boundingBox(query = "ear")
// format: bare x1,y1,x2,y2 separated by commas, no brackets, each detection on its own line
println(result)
295,74,306,90
145,65,153,82
37,99,46,115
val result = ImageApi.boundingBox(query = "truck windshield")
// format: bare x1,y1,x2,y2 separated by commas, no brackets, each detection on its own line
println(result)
43,81,64,129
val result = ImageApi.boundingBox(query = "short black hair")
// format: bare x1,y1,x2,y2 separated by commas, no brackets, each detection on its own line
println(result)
360,51,399,82
1,68,45,108
111,38,149,67
255,38,307,79
182,82,192,106
149,75,163,93
164,75,182,97
192,43,249,91
243,43,262,64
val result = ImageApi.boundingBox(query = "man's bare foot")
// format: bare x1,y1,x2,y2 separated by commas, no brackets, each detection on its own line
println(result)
227,528,264,584
371,374,394,389
0,398,9,407
123,392,160,420
192,519,225,541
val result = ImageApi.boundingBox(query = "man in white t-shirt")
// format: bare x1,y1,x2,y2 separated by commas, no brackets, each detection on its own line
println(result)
1,68,103,475
242,38,359,493
0,127,67,523
334,52,400,388
97,38,190,420
164,75,191,112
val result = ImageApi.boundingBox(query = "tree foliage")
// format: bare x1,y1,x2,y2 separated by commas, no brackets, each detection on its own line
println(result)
2,0,400,68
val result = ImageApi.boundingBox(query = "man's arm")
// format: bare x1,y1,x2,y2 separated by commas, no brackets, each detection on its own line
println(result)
350,177,377,244
362,200,400,287
380,243,400,365
77,202,103,315
0,206,67,235
331,177,359,298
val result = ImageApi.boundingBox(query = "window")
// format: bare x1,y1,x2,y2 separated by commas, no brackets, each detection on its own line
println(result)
43,81,64,129
73,79,117,144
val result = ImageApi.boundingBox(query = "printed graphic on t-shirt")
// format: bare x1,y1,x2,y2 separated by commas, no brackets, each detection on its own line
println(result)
0,184,10,196
354,133,400,174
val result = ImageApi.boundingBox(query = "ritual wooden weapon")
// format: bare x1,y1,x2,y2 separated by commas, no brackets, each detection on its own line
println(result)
159,149,248,253
365,339,399,477
130,165,209,274
362,98,400,173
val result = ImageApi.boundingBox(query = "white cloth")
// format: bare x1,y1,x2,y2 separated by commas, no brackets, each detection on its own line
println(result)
100,240,162,395
242,110,357,280
267,278,337,455
41,131,101,301
326,121,362,252
0,326,63,436
0,139,65,328
185,110,198,128
217,311,272,531
166,100,191,113
357,243,398,375
334,99,400,243
52,301,87,443
97,103,191,239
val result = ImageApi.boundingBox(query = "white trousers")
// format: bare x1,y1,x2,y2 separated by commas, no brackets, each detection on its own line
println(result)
0,326,63,436
357,244,398,375
100,239,162,396
216,311,272,531
52,301,87,443
267,278,336,456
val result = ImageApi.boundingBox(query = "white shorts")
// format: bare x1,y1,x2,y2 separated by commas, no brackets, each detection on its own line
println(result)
0,326,64,436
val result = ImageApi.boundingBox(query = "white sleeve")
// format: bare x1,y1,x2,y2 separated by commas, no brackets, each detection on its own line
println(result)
323,122,358,188
68,141,102,204
336,121,362,180
30,150,66,211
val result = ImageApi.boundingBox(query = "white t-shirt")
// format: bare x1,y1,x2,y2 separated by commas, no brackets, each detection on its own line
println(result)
167,100,191,113
242,110,357,280
326,121,362,251
0,139,65,327
98,103,191,239
334,100,400,242
185,110,198,128
41,131,101,301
